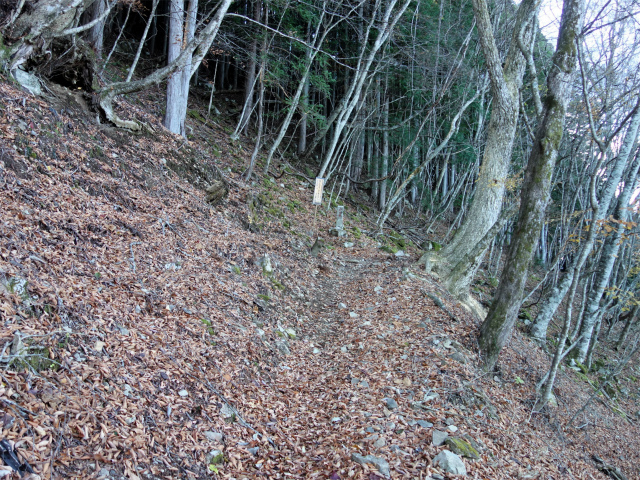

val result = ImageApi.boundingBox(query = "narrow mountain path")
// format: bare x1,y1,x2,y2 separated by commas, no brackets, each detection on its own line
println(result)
227,251,478,478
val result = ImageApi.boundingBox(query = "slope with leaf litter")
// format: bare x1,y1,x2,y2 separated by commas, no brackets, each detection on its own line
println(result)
0,79,633,480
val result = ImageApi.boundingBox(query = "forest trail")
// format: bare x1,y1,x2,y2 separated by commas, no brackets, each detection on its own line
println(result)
0,78,631,480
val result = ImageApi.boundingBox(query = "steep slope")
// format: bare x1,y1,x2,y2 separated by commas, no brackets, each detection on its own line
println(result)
0,80,635,480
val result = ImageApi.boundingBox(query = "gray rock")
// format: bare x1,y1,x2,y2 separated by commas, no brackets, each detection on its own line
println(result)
417,420,433,428
394,250,405,257
98,468,110,479
359,380,369,388
338,303,348,309
178,390,189,397
344,242,355,248
312,347,321,354
432,430,448,446
123,384,134,397
351,453,390,477
14,69,42,96
276,339,291,355
383,397,398,409
423,392,440,402
220,403,236,420
374,437,386,448
446,425,458,433
248,447,259,455
366,427,375,433
349,311,359,318
258,255,273,274
284,327,296,339
204,431,223,442
433,450,466,475
450,352,468,364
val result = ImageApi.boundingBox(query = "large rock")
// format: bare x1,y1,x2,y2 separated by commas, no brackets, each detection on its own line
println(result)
445,437,480,459
433,450,466,475
351,453,390,477
14,69,42,96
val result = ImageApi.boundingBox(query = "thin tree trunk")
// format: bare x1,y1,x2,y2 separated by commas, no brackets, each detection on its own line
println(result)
574,152,640,362
236,0,261,137
379,96,389,210
127,0,160,82
316,0,412,179
530,99,640,342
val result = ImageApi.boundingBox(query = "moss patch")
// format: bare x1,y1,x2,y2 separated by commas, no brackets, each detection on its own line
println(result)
444,437,480,459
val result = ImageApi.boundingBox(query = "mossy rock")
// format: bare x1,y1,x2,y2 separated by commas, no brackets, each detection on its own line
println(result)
380,245,399,254
206,450,224,465
518,309,533,321
389,232,406,249
444,437,480,459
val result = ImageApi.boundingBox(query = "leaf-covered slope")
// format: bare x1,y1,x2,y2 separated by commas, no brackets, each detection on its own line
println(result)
0,80,634,480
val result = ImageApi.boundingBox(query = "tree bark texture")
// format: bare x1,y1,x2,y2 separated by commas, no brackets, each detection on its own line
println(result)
164,0,198,137
478,0,585,370
424,0,540,299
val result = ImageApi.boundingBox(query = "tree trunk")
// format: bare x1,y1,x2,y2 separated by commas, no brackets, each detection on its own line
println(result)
379,97,389,210
164,0,197,137
478,0,585,371
422,0,540,300
87,0,106,56
236,0,261,137
573,152,640,362
315,0,412,178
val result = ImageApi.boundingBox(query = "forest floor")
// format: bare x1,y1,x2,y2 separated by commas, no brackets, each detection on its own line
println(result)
0,78,639,480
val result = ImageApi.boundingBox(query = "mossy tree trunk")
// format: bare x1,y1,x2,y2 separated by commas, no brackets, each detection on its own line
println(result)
422,0,539,300
478,0,585,371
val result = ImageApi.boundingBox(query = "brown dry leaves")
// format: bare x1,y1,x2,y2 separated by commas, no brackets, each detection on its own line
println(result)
0,80,626,480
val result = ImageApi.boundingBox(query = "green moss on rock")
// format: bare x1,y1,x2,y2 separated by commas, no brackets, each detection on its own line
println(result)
444,437,480,459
